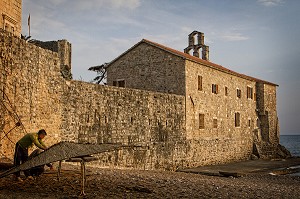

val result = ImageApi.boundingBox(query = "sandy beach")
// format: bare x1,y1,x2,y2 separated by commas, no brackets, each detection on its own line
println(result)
0,161,299,199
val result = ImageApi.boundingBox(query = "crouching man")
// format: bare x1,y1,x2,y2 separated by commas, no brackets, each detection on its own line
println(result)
13,129,48,182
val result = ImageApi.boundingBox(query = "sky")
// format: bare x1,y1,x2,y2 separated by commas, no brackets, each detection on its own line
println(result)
21,0,300,135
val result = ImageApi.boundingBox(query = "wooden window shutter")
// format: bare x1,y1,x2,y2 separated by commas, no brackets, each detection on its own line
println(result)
235,112,240,127
198,76,202,91
213,118,218,128
199,114,204,129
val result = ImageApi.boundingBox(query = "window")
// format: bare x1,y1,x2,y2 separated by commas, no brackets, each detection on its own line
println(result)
113,80,125,87
256,118,260,128
198,75,203,91
212,84,218,94
248,119,251,127
213,118,218,128
225,86,228,96
118,80,125,87
4,23,8,31
247,86,253,99
130,117,134,124
237,89,241,98
235,112,240,127
199,114,204,129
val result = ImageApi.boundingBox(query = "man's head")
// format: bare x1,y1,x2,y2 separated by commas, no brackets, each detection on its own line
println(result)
37,129,47,139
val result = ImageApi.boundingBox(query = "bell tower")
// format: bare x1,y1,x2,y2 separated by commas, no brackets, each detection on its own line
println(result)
184,31,209,61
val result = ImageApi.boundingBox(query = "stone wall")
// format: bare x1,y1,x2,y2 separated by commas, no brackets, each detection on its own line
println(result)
0,30,63,158
0,30,282,170
107,42,186,96
255,82,279,158
30,39,72,79
184,60,257,164
61,80,187,170
256,83,279,143
0,0,22,36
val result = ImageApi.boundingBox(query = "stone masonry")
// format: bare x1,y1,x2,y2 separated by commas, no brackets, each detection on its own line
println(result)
0,0,22,37
107,35,285,166
0,24,287,170
0,29,63,157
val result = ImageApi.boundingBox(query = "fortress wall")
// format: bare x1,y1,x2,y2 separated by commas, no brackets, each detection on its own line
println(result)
0,30,280,169
61,80,187,170
0,30,64,158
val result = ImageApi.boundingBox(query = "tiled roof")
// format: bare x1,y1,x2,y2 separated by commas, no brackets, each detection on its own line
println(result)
107,38,278,86
142,39,278,86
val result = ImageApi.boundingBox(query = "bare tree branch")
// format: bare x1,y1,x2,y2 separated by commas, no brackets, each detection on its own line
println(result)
88,62,109,84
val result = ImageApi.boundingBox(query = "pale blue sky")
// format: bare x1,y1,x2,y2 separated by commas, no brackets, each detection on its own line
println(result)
21,0,300,135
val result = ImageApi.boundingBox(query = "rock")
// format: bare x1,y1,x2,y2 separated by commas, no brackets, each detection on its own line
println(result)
251,154,259,160
219,171,242,178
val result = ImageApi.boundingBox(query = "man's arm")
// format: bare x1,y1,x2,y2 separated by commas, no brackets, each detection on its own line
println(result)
31,134,47,150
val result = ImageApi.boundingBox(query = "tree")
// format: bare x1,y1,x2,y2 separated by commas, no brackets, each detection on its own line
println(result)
21,34,31,41
88,63,109,84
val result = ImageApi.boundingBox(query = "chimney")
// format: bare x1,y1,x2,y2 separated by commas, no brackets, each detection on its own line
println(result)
184,31,209,61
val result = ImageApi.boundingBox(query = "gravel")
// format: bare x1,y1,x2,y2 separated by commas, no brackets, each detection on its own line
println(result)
0,163,299,199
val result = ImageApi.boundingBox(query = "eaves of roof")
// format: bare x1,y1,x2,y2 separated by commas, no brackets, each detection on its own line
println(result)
107,39,278,86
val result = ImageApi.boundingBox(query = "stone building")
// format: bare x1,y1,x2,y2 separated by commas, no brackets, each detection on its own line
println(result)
0,2,289,170
106,31,285,164
0,0,22,36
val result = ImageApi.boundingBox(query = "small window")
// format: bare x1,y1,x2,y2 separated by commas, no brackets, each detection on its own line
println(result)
237,89,241,98
212,84,218,94
225,86,228,96
248,119,251,127
118,80,125,87
247,86,253,99
235,112,240,127
4,24,8,31
199,114,205,129
198,75,203,91
213,118,218,128
113,80,125,87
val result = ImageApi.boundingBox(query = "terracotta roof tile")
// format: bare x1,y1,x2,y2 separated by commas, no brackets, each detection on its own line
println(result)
142,39,278,86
